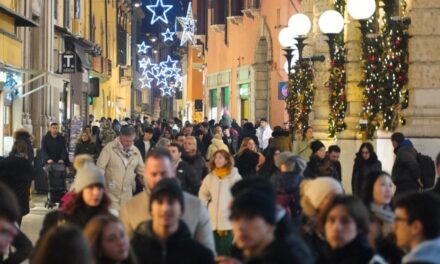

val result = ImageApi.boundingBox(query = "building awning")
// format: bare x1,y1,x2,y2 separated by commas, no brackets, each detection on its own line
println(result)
0,4,38,27
64,36,92,70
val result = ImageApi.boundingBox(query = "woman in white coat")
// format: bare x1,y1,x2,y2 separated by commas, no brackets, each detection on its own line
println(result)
199,149,241,256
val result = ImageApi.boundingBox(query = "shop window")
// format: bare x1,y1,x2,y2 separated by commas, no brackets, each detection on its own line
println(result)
239,83,249,121
221,86,230,113
209,89,217,121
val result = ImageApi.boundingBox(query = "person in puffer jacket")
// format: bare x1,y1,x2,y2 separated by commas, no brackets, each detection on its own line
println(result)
199,150,242,256
206,134,230,161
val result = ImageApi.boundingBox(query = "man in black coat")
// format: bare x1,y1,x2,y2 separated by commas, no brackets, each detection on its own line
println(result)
168,143,200,195
182,136,208,183
40,123,68,165
391,133,421,196
134,126,156,160
200,122,212,156
131,179,215,264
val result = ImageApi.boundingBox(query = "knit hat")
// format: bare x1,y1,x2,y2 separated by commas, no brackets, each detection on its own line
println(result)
310,140,325,154
302,177,344,209
74,163,105,193
149,179,184,213
230,190,276,225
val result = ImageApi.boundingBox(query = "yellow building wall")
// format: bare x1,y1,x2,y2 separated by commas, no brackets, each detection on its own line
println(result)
0,0,17,10
90,0,131,120
0,5,22,68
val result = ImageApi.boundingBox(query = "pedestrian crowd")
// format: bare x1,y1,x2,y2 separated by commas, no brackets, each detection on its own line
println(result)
1,114,440,264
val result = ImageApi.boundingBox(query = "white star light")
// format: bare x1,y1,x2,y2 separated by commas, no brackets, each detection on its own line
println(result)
160,85,175,96
138,57,154,71
177,2,196,46
161,28,175,42
140,75,154,89
146,0,173,25
137,41,150,54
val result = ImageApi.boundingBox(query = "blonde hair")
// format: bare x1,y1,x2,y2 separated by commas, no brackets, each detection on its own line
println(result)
73,154,94,171
300,179,318,218
235,137,254,157
77,131,92,144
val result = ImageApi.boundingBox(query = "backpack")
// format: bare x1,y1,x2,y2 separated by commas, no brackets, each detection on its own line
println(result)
417,153,436,189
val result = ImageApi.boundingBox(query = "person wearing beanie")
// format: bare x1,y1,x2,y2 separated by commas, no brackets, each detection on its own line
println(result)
131,179,215,264
270,152,304,225
199,150,242,256
303,140,339,181
38,163,112,239
299,177,344,261
226,190,309,263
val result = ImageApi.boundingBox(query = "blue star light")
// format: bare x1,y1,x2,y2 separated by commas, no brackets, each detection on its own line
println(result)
177,2,196,46
137,41,150,54
146,0,173,25
161,28,175,42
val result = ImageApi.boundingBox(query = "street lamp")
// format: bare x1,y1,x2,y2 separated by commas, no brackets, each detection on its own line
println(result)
347,0,376,20
319,10,345,56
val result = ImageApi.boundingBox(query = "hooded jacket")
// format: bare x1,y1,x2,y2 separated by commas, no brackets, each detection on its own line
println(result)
391,139,420,186
131,220,215,264
182,152,208,183
199,167,242,230
205,136,230,161
176,160,200,195
402,237,440,264
99,121,117,147
270,130,293,152
96,138,144,210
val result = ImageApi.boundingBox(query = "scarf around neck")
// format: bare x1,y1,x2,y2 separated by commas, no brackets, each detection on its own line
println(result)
214,167,231,179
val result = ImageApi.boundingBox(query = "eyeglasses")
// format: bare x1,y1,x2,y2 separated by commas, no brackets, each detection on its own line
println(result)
361,151,370,154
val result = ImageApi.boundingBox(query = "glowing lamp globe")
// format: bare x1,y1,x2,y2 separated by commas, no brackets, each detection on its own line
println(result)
319,10,344,34
278,27,298,48
347,0,376,20
288,13,311,36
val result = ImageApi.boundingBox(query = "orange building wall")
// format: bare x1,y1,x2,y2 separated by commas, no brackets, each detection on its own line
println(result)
201,0,301,126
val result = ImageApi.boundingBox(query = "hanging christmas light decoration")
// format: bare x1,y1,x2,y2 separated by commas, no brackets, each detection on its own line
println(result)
146,0,173,25
137,41,150,54
161,28,175,42
176,2,196,46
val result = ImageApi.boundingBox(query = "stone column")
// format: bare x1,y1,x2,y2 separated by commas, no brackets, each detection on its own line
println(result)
309,0,331,140
399,0,440,159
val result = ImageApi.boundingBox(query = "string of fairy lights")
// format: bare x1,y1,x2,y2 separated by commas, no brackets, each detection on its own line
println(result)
327,0,348,138
360,0,409,139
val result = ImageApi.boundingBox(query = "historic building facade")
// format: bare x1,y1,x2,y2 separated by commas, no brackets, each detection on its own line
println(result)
186,0,440,191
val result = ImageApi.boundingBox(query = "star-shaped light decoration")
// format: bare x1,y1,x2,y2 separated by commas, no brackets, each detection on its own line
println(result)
161,28,175,42
160,85,175,96
137,41,150,54
140,75,154,89
138,57,154,71
146,0,173,25
176,2,196,46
